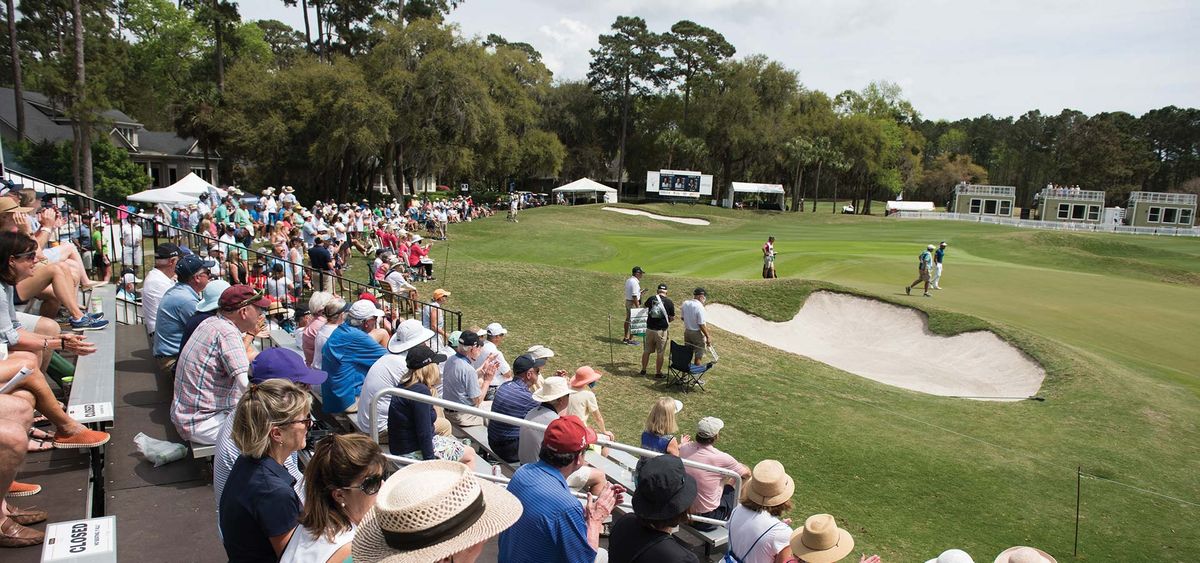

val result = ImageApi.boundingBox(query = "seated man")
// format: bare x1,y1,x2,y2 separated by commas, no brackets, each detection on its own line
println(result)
499,416,619,563
517,377,607,494
679,416,750,531
170,285,268,445
439,330,495,428
476,322,511,399
153,254,215,375
354,319,449,439
487,353,543,463
320,299,387,414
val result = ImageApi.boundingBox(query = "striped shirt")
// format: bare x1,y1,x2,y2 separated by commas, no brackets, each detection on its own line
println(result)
171,315,250,442
498,461,596,563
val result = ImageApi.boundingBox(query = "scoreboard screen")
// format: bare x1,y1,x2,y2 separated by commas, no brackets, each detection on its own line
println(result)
647,170,712,198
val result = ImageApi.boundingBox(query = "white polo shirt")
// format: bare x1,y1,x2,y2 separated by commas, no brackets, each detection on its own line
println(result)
624,276,641,301
141,268,175,333
682,299,706,331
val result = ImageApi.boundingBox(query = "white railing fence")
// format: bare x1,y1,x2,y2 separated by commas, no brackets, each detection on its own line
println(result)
369,386,743,528
894,211,1200,237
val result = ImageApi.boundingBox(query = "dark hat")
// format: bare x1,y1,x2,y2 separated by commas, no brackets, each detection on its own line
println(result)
632,266,644,274
219,285,271,311
405,344,447,371
175,254,216,278
512,353,546,374
457,330,481,348
693,287,707,296
633,455,698,520
250,348,328,385
155,243,182,259
657,284,668,291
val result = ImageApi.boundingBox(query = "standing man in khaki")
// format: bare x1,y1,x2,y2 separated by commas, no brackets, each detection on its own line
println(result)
622,266,645,345
681,287,711,365
639,283,675,378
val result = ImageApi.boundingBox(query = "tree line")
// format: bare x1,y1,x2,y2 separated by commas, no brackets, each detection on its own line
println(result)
2,2,1197,210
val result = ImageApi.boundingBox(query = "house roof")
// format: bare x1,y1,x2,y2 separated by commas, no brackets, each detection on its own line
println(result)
0,87,213,159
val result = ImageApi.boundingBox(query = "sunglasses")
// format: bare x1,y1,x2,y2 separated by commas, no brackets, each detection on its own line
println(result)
12,251,37,261
338,473,384,496
277,418,313,430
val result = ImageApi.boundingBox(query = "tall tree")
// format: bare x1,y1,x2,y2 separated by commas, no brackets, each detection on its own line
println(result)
664,20,733,125
588,16,664,198
71,0,93,196
4,0,24,139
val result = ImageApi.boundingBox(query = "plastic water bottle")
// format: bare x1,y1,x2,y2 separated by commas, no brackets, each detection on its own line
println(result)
91,295,102,317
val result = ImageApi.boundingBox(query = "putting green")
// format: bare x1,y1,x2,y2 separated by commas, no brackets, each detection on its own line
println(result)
431,203,1199,560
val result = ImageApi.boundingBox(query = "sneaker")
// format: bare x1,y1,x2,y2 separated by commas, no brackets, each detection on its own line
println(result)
625,339,639,346
53,428,111,449
88,311,104,320
905,286,911,295
934,286,942,290
638,369,646,376
70,316,109,330
923,293,932,297
4,482,41,498
654,373,665,379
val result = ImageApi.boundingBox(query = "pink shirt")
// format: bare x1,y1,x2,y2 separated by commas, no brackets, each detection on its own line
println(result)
302,316,328,367
679,441,748,513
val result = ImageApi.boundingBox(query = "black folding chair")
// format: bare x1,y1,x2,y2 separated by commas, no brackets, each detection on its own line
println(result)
666,340,714,392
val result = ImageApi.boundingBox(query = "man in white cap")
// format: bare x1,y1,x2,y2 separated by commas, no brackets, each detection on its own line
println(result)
931,241,948,290
320,299,387,414
906,244,935,297
679,416,750,530
476,322,511,398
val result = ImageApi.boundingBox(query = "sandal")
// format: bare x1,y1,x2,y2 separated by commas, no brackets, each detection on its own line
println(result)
26,436,52,453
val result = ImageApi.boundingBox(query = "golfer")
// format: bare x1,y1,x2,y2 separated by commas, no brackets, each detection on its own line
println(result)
622,266,645,345
932,241,947,289
906,244,935,297
762,236,777,279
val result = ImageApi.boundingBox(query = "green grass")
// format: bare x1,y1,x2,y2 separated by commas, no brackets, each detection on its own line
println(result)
418,204,1199,561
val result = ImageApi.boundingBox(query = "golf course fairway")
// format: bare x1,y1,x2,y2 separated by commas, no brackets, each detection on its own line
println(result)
422,202,1199,561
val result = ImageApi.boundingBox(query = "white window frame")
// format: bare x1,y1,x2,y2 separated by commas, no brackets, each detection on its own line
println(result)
999,200,1012,216
1161,207,1178,224
1087,205,1100,221
1179,208,1194,225
1057,203,1070,219
1148,206,1161,223
969,198,982,214
1071,204,1086,220
984,199,998,215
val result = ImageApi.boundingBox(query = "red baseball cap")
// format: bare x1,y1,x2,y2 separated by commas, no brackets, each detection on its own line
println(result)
358,291,378,304
542,415,597,453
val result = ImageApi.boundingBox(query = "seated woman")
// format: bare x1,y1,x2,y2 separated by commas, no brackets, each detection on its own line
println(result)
219,379,311,562
282,434,384,563
31,206,94,289
726,460,795,563
387,345,475,467
0,204,104,330
0,232,109,449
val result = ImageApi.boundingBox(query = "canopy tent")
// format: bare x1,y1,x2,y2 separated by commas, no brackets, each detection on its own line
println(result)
724,182,785,209
167,172,222,197
551,178,618,204
127,187,199,205
885,201,935,212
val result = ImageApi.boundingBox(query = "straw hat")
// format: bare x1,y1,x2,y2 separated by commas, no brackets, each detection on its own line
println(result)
531,376,576,403
526,345,555,360
789,514,855,563
351,460,522,563
741,459,794,506
994,546,1056,563
267,301,292,317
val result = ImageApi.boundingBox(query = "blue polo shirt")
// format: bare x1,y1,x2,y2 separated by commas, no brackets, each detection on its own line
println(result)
498,461,595,563
219,455,300,563
153,283,200,357
488,379,538,443
321,324,386,414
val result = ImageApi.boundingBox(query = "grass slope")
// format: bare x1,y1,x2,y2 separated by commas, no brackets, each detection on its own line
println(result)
427,204,1198,561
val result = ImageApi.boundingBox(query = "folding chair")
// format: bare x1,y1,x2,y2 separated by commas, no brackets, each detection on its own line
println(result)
666,340,715,392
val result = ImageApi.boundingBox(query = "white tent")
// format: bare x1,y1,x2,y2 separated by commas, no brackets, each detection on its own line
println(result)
127,187,199,205
551,178,618,204
725,182,785,209
885,201,935,213
167,172,222,197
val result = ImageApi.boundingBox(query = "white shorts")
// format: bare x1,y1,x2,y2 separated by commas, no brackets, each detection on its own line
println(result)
188,411,232,446
43,242,74,264
16,312,42,330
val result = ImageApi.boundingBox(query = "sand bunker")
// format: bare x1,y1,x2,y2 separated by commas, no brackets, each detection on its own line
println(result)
601,207,710,226
705,292,1045,400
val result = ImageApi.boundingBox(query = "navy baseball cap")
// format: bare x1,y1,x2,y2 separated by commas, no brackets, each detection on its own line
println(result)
175,254,216,278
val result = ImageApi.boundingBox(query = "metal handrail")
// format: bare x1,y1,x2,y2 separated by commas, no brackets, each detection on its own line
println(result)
369,386,742,527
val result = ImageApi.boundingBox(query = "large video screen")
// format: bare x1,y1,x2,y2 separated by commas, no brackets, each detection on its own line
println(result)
647,170,712,198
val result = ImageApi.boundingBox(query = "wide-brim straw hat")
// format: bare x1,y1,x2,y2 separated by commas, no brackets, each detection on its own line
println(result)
994,546,1056,563
740,459,794,506
790,514,854,563
570,366,602,389
352,460,522,563
388,319,436,355
531,376,576,403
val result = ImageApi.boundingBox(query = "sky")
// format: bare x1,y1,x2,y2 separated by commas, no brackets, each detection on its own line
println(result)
240,0,1200,121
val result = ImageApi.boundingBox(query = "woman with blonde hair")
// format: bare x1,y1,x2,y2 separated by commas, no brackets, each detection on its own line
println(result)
388,345,475,466
282,434,385,563
642,396,688,456
219,379,312,562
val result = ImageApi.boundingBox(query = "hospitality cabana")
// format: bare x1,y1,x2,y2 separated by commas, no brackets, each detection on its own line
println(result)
1125,191,1197,227
551,178,618,204
724,182,785,210
951,183,1015,217
1036,186,1106,223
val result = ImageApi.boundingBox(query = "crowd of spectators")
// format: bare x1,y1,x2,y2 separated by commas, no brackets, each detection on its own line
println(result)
1,183,1061,563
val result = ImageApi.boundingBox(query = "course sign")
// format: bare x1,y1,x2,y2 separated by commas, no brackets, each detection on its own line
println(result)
646,170,713,198
42,516,116,562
